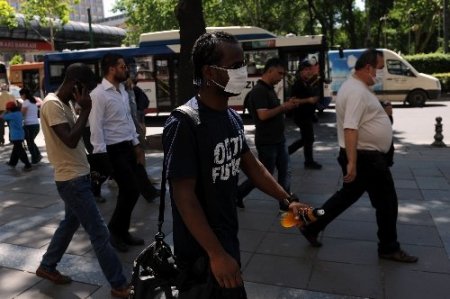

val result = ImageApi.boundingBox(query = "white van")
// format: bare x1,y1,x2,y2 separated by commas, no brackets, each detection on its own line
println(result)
328,49,441,107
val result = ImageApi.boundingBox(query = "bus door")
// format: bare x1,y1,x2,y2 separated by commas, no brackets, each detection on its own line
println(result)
22,69,40,95
0,63,8,89
153,56,177,112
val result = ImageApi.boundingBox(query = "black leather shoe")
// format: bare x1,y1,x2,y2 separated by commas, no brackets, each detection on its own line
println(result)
304,161,322,170
110,234,129,252
143,189,161,203
123,234,144,246
299,227,322,247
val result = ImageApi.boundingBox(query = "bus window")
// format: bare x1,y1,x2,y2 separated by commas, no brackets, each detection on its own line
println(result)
244,49,278,76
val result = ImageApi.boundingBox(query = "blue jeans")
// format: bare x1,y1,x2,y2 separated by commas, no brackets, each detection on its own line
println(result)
237,141,291,202
40,175,127,288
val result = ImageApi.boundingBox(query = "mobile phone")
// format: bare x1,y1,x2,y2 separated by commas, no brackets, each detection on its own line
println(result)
73,81,83,94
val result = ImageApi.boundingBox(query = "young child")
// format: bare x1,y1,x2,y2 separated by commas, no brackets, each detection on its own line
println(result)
1,101,32,171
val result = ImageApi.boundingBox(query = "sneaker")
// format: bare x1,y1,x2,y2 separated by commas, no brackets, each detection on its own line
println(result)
36,267,72,284
143,189,161,203
379,249,418,263
23,165,32,172
32,156,43,164
299,227,322,247
111,285,131,298
304,161,322,170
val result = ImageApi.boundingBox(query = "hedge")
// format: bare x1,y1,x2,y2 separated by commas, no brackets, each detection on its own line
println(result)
401,53,450,93
403,53,450,74
433,73,450,93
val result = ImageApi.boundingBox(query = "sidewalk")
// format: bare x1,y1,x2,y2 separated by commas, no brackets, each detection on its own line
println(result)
1,109,450,299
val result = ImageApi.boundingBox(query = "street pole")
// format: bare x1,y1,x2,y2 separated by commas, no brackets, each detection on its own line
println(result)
408,13,411,54
444,0,449,53
380,15,388,48
87,8,94,48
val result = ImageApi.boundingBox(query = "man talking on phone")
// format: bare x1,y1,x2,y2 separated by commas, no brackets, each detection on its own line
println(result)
36,63,130,297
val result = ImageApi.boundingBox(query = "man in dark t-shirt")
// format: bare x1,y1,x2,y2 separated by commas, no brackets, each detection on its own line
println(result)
236,58,298,210
162,32,308,296
164,97,247,264
288,58,322,169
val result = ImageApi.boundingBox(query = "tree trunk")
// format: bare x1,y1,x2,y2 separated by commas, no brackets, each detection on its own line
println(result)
307,0,315,35
343,0,357,48
175,0,206,105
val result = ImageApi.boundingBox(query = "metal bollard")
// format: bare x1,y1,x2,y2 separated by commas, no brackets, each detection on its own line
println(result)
431,117,446,147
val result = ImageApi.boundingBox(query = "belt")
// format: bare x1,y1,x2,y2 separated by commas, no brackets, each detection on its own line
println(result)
339,147,382,156
106,140,133,151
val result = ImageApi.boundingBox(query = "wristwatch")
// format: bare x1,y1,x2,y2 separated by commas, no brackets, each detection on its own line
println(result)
282,193,299,206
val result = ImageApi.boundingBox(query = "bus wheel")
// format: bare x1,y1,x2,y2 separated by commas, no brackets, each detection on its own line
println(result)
406,90,426,107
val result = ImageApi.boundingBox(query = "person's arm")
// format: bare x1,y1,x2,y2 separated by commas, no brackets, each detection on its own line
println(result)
381,101,393,124
290,81,319,106
256,99,298,121
21,101,28,116
171,178,243,288
291,95,319,106
51,86,91,148
240,150,309,213
343,128,358,183
88,89,107,153
134,144,145,165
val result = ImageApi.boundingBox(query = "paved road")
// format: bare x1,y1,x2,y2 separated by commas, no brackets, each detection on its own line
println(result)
0,101,450,298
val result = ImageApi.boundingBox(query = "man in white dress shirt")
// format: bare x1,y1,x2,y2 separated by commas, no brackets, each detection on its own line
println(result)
89,53,145,252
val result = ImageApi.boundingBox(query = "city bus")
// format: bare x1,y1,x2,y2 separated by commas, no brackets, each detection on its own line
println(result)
43,26,331,114
9,62,45,98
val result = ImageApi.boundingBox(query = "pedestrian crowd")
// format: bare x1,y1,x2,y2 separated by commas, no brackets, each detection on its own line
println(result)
0,32,418,298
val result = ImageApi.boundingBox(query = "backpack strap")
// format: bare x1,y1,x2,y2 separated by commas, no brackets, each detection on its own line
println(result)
158,105,201,234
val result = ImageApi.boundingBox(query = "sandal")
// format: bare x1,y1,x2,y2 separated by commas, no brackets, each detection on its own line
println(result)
379,249,418,263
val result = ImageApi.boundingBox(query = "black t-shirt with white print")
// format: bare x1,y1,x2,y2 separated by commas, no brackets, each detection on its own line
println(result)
162,97,249,265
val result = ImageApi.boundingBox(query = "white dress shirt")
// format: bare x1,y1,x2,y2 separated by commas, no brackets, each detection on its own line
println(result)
89,78,139,153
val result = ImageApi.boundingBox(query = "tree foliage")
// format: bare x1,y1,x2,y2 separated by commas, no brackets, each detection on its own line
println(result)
9,54,24,65
114,0,449,53
0,0,17,28
20,0,79,50
114,0,178,45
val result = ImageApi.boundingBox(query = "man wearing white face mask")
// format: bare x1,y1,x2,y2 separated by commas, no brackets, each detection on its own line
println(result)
163,33,309,296
300,49,418,263
235,58,299,210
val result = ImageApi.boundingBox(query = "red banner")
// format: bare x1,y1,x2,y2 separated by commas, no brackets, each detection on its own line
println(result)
0,39,52,51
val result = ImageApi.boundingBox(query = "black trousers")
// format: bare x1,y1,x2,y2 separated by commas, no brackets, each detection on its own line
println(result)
24,124,41,163
288,118,315,163
9,140,31,167
305,148,400,254
106,141,140,237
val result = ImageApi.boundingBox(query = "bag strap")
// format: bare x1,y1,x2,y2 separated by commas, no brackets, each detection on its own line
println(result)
158,105,201,234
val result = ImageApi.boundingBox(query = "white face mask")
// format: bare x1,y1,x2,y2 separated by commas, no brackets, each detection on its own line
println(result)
210,65,248,95
369,69,384,86
374,69,384,85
